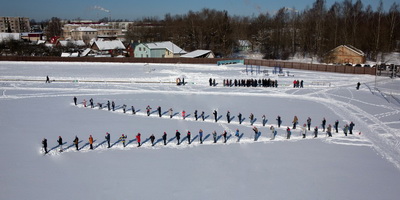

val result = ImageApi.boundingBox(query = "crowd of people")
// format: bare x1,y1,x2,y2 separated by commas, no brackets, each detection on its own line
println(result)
41,97,358,154
221,78,279,87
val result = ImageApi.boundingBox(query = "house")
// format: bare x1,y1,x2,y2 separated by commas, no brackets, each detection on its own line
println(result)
90,40,126,57
324,45,366,64
20,32,43,42
181,50,215,58
134,41,186,58
237,40,252,51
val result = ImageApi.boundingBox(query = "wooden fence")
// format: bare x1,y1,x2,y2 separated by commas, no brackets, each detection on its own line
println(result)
0,56,376,75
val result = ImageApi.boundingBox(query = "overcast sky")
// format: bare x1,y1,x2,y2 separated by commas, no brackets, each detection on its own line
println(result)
1,0,397,21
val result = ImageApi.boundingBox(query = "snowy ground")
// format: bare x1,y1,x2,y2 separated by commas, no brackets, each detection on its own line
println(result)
1,61,400,200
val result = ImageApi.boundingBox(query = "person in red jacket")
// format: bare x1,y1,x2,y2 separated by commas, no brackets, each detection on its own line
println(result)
182,110,186,120
136,133,141,147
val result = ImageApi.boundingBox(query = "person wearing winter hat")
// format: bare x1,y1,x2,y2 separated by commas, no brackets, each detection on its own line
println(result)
150,134,156,146
286,127,291,139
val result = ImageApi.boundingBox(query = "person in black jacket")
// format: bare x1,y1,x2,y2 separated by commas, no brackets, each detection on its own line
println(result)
238,113,242,124
162,132,167,145
222,130,227,143
150,134,156,146
187,131,191,144
57,136,63,152
227,111,231,123
176,130,181,145
73,96,77,106
73,136,79,151
42,138,48,154
105,132,111,148
213,110,218,122
157,106,162,117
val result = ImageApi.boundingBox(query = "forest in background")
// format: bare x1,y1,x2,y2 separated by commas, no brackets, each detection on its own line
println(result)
124,0,399,61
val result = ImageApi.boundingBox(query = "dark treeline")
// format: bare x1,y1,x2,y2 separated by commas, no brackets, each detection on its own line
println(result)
125,0,399,61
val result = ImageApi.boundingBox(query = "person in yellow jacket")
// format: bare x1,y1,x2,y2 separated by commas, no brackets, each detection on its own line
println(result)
292,115,299,129
89,135,94,150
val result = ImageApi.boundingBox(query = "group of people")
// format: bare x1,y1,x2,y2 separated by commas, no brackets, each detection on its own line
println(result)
293,80,304,88
220,78,279,88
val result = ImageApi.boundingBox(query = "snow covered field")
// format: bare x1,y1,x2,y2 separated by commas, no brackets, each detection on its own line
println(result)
1,61,400,200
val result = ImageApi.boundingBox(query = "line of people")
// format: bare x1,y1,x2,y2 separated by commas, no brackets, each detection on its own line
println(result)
73,97,357,137
41,118,357,155
222,78,278,88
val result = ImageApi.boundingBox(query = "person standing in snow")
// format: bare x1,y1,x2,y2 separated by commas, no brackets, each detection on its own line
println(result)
136,133,141,147
313,126,318,138
270,126,275,140
119,134,127,147
356,82,361,90
201,111,205,121
199,129,203,144
131,106,136,114
150,134,156,146
162,132,167,145
112,101,115,111
194,110,198,121
90,98,94,108
187,131,191,144
222,130,227,143
83,99,87,107
252,126,259,141
235,129,240,142
262,115,267,126
105,132,111,148
326,124,332,137
307,117,311,131
73,96,77,106
334,120,339,133
349,122,355,135
300,80,304,88
169,108,173,118
89,135,94,150
321,117,326,132
227,111,231,123
42,138,48,154
73,136,79,151
57,136,63,152
209,78,212,86
343,124,349,136
301,124,307,138
176,130,181,145
107,101,111,111
46,75,50,83
249,113,254,125
213,110,218,122
122,104,127,113
286,127,291,139
292,115,298,129
238,112,243,124
277,116,282,128
157,106,162,117
212,131,217,143
146,105,152,116
182,110,186,120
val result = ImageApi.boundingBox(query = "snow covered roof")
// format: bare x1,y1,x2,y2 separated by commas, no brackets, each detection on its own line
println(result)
238,40,252,46
93,40,126,50
81,48,92,57
332,45,365,56
58,40,86,47
0,33,20,42
181,50,214,58
145,41,186,54
73,27,97,32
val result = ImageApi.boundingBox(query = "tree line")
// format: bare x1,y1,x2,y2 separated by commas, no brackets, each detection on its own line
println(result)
125,0,399,61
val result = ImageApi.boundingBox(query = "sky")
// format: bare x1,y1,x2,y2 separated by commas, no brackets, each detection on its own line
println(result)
1,0,398,21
